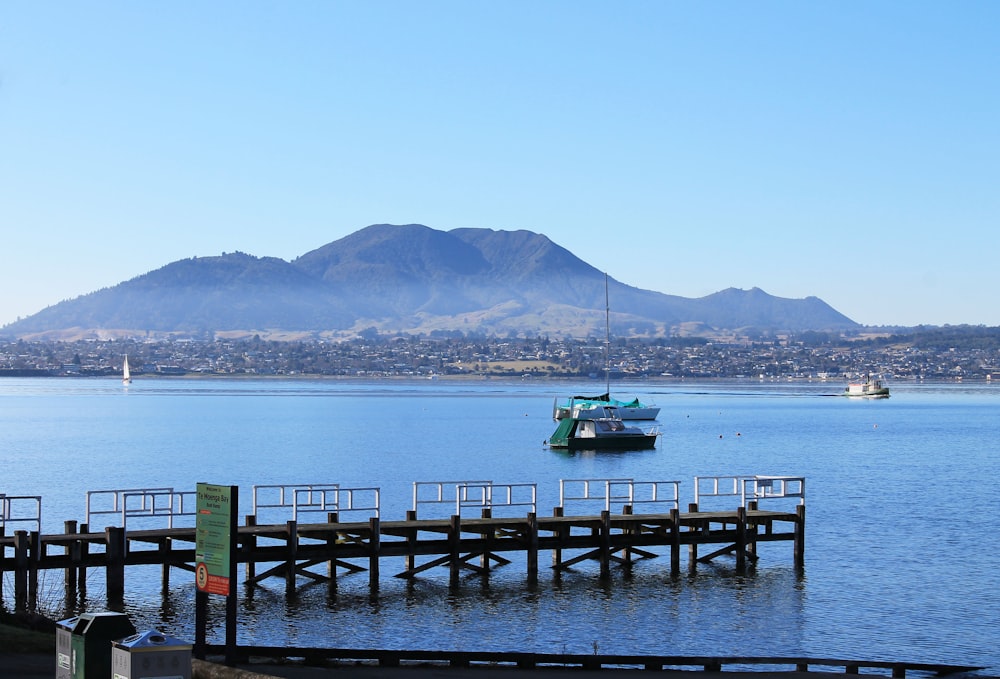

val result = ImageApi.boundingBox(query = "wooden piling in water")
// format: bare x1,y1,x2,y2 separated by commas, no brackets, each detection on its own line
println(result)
735,506,747,572
326,511,339,592
599,510,611,578
670,507,681,575
368,517,380,590
14,530,28,612
448,515,461,586
285,520,298,593
106,526,126,610
244,515,257,581
526,512,538,582
795,504,806,569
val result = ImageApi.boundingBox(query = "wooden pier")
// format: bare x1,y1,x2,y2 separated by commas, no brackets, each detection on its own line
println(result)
0,476,805,612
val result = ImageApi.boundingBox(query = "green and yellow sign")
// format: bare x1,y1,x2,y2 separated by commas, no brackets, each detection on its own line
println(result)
195,482,235,596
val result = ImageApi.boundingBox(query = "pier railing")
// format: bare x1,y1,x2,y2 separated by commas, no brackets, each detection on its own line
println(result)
454,482,537,517
0,493,42,533
31,475,804,533
744,475,806,506
86,487,196,529
559,478,680,513
694,475,806,509
292,485,381,520
412,480,491,518
253,483,381,522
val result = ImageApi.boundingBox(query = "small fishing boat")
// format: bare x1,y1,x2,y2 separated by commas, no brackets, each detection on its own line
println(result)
845,373,888,398
546,406,659,451
123,355,132,385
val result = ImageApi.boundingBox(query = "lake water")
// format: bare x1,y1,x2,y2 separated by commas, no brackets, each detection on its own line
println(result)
1,377,998,672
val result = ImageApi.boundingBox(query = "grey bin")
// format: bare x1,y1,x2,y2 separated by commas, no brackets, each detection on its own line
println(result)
111,630,192,679
55,616,83,679
66,611,136,679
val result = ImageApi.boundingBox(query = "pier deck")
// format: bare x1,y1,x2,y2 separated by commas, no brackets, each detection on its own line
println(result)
0,504,804,611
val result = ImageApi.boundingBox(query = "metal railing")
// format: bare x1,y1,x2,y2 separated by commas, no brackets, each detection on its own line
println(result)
253,483,339,522
558,478,679,512
743,475,806,506
252,483,381,522
0,493,42,533
412,480,492,517
122,489,196,528
454,482,537,517
292,486,381,521
621,480,681,512
693,475,750,508
694,475,806,508
86,487,194,529
559,478,634,511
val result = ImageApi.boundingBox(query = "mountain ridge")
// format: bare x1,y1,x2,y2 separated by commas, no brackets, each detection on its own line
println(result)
2,224,859,340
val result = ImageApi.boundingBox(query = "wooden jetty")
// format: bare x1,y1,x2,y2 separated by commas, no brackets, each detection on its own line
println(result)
0,476,805,613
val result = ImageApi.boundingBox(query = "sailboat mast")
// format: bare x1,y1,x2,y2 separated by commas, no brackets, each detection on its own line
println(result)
605,272,610,395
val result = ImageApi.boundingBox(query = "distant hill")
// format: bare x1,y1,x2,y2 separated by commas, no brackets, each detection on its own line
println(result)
1,224,859,340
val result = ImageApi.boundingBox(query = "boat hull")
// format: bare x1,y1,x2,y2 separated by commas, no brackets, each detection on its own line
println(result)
845,375,889,398
553,434,658,451
547,416,659,451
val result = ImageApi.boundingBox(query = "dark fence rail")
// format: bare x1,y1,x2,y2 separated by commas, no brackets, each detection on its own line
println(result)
203,646,986,678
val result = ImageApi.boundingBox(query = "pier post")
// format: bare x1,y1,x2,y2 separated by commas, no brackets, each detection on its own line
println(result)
794,504,806,569
28,530,41,611
622,505,633,565
285,520,298,594
159,535,171,591
687,503,699,569
64,521,78,599
599,511,611,579
106,526,126,610
735,506,747,572
748,500,759,562
368,517,380,591
405,510,417,573
551,506,564,568
449,515,461,586
326,511,339,592
481,508,492,572
78,523,89,592
244,515,257,582
527,512,538,582
670,508,681,575
13,530,28,612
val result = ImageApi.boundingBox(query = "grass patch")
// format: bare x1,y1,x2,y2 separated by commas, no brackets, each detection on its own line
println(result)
0,621,55,653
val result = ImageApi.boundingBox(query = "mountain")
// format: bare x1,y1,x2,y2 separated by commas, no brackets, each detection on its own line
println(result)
1,224,859,340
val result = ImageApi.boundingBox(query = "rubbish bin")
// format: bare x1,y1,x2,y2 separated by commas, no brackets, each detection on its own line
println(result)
111,630,192,679
69,611,136,679
55,616,82,679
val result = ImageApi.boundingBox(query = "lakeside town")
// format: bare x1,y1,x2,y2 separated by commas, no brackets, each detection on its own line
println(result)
2,329,999,382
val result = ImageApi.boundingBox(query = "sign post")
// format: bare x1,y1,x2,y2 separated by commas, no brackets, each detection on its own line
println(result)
194,482,238,665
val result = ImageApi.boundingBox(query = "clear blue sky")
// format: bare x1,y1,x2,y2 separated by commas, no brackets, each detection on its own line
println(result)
2,2,998,329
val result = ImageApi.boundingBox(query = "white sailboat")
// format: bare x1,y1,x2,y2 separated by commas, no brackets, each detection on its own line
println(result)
552,273,660,421
123,355,132,385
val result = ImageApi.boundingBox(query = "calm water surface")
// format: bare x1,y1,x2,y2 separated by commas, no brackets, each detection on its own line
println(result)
1,378,998,671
